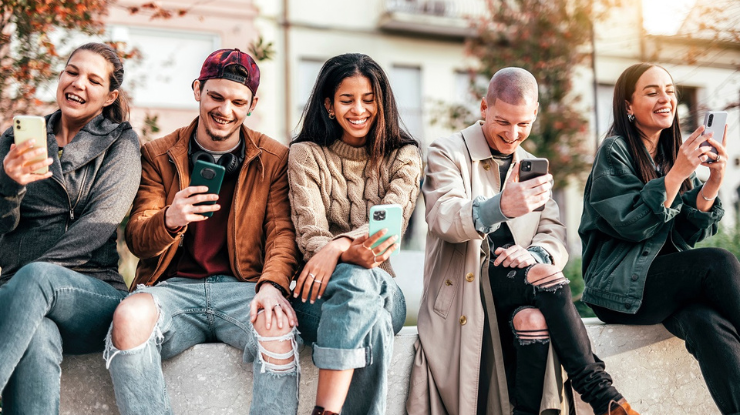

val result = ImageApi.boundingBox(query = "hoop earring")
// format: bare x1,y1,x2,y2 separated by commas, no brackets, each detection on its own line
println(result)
247,112,252,116
627,114,635,123
328,112,335,120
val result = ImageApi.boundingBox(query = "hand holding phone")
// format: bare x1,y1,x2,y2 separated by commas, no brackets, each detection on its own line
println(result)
3,116,52,185
369,204,403,257
700,111,728,163
518,158,549,212
164,160,224,229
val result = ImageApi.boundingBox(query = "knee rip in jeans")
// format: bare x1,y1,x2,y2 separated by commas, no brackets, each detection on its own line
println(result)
253,326,300,376
510,305,550,346
103,292,164,369
524,264,569,294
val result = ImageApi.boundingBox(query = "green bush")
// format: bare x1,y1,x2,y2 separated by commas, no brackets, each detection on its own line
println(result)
696,221,740,259
564,257,596,318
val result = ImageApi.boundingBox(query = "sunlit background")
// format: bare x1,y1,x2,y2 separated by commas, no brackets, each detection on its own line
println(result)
642,0,696,35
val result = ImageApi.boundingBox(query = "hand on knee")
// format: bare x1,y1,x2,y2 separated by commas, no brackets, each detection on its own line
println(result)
253,312,297,371
512,307,549,344
111,293,159,350
525,264,568,291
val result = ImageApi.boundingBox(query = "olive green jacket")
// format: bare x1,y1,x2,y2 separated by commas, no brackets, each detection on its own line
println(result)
579,135,724,313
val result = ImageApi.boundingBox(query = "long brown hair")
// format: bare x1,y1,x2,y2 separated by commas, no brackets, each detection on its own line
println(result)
66,43,130,123
608,63,692,193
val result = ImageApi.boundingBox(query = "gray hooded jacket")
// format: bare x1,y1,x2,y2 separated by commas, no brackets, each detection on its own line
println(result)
0,111,141,290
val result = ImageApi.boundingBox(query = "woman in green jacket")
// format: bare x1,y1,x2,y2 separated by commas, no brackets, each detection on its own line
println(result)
579,63,740,414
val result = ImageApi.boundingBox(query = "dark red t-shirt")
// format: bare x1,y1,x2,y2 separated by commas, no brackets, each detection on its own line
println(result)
165,151,240,280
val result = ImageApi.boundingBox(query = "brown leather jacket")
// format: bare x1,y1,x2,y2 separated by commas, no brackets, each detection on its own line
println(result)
125,118,298,294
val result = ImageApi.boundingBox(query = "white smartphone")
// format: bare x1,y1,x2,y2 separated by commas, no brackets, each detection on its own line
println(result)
700,111,727,162
13,115,48,174
368,204,403,256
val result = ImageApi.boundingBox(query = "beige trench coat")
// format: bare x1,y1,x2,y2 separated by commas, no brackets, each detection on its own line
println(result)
407,122,570,415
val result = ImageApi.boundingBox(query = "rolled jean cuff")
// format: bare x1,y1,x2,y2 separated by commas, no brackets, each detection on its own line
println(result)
312,344,372,370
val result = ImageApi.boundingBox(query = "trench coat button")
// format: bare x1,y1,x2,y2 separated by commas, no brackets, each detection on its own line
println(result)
459,315,467,325
465,272,474,282
482,162,491,171
445,279,453,286
625,303,632,309
642,250,649,256
631,274,638,281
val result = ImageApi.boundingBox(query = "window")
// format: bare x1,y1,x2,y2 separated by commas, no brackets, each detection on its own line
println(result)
391,65,424,142
297,58,325,112
110,26,220,109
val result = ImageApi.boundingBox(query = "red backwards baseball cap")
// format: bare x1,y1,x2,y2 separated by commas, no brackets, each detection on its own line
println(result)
193,48,260,96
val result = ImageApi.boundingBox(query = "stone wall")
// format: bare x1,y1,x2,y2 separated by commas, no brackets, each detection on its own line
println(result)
59,322,718,415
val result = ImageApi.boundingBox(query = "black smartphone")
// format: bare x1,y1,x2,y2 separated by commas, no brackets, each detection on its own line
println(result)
189,160,226,218
519,158,549,212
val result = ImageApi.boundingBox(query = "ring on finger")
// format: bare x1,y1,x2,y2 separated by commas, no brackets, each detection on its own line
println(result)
374,255,381,263
273,303,281,309
308,273,315,279
314,279,323,284
717,154,722,162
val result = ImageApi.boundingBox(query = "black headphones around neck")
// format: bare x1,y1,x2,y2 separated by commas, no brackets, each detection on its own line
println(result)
188,137,245,179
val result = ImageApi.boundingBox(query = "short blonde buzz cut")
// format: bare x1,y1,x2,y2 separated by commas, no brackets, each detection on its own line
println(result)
486,67,539,106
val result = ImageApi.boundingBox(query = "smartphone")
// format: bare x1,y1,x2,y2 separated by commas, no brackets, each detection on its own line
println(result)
368,204,403,256
700,111,728,162
13,115,48,174
189,160,225,217
519,158,549,212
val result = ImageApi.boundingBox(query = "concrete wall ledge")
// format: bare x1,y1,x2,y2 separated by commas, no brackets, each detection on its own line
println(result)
59,322,718,415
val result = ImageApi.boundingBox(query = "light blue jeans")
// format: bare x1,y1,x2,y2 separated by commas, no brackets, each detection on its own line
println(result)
292,263,406,415
105,276,300,415
0,262,126,415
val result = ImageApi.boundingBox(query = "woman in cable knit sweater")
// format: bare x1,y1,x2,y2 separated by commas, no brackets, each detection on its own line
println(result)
288,53,422,415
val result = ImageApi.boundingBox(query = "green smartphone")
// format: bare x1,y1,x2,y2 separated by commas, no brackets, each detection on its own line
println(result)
369,204,403,256
13,115,48,174
189,160,225,218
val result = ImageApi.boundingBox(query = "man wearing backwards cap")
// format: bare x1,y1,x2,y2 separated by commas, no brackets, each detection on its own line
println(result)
106,49,301,414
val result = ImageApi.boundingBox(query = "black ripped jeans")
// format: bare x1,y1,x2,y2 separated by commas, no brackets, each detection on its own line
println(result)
487,263,622,415
590,247,740,415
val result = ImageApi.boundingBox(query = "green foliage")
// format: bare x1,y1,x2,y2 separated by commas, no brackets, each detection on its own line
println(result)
248,36,275,62
697,221,740,259
463,0,598,189
564,256,596,318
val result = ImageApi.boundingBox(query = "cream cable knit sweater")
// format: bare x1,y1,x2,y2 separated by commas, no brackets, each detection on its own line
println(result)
288,139,422,276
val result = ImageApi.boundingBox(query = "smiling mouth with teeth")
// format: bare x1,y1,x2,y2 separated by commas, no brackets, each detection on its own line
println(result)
211,114,232,125
348,118,368,125
500,136,520,144
66,93,85,104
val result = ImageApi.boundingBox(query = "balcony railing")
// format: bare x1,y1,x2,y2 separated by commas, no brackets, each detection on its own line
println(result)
379,0,489,37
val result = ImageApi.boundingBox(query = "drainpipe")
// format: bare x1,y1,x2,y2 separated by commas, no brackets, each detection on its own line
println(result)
591,13,600,153
282,0,291,142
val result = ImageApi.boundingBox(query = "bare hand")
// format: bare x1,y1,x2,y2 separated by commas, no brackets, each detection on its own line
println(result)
293,239,347,304
2,141,53,185
492,244,536,268
669,125,715,181
500,163,552,218
164,186,220,229
702,123,728,183
250,284,297,330
340,231,398,268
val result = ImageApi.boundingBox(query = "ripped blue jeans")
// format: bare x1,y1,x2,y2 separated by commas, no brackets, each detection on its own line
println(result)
105,276,299,415
291,263,406,415
489,263,621,415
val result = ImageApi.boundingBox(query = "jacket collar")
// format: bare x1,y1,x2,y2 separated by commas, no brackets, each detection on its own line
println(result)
461,121,527,164
168,117,264,188
47,110,130,174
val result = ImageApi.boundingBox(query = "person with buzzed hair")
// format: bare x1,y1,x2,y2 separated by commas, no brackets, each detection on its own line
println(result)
407,68,638,415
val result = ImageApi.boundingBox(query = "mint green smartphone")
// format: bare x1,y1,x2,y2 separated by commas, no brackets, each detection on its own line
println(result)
369,204,402,256
189,160,225,218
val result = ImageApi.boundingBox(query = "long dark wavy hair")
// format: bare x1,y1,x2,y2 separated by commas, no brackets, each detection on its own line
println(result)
66,43,130,123
608,63,692,193
292,53,418,169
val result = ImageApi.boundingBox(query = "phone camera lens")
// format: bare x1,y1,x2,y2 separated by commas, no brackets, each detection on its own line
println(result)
708,114,714,127
373,210,386,221
523,162,531,171
201,168,216,180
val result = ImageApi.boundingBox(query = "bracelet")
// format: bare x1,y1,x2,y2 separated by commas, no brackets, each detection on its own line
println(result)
700,185,717,201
